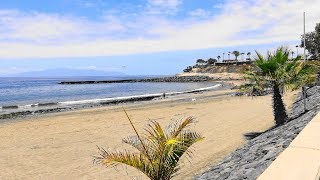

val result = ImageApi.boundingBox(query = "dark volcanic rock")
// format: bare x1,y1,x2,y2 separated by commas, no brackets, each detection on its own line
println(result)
2,105,19,109
38,102,59,106
59,76,213,84
290,86,320,119
197,85,320,180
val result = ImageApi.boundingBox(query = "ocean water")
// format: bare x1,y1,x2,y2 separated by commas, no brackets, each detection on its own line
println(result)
0,76,217,107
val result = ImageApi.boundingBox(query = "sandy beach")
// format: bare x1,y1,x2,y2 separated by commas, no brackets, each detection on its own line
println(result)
0,89,297,179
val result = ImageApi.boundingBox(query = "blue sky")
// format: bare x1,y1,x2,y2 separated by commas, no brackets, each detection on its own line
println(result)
0,0,319,76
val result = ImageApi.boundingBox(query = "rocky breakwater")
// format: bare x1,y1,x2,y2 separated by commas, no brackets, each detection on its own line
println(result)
59,76,213,84
197,85,320,180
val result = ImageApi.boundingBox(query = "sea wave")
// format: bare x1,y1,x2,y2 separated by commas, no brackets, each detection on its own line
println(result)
0,84,221,112
58,84,221,105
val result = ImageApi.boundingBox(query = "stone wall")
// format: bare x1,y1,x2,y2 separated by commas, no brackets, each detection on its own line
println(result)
59,76,214,84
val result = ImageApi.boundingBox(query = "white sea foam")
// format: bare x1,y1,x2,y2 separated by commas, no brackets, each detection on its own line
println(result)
59,93,163,106
1,84,221,111
58,84,221,106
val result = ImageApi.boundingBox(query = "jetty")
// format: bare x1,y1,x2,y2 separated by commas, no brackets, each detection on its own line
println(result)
59,76,212,84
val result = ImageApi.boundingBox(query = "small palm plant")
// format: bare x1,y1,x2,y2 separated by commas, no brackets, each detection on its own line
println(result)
94,109,204,180
241,47,317,126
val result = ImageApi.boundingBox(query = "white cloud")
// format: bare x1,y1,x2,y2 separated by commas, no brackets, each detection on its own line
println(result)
146,0,182,15
0,0,319,59
73,65,124,72
77,1,96,8
0,66,44,75
189,8,210,18
76,0,108,9
76,66,97,70
147,0,182,9
0,10,125,42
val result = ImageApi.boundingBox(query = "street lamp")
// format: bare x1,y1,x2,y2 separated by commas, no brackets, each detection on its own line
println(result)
303,12,306,61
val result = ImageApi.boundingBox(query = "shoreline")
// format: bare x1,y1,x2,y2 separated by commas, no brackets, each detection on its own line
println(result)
0,86,298,179
0,83,231,121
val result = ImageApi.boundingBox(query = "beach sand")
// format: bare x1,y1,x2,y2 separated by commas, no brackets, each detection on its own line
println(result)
0,89,297,179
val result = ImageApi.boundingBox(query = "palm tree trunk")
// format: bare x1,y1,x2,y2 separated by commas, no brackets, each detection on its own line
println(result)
272,84,288,125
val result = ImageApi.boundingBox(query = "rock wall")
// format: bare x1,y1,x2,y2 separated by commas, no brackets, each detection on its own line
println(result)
197,85,320,180
59,76,213,84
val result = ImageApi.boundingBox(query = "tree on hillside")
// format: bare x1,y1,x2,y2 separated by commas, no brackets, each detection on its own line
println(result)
302,23,320,60
196,59,207,67
241,47,317,126
240,53,245,61
247,52,252,60
232,51,240,61
183,66,192,72
94,114,204,180
217,56,221,62
207,58,217,65
196,59,206,63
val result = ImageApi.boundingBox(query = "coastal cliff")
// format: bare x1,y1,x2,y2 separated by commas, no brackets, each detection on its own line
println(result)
197,85,320,180
184,62,255,74
194,63,253,74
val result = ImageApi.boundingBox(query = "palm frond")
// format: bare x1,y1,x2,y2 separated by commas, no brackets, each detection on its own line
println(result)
166,116,195,139
95,114,203,180
240,47,318,125
94,146,155,178
241,70,268,95
160,129,204,179
248,47,317,92
284,62,317,90
122,136,156,156
145,121,167,143
122,108,153,164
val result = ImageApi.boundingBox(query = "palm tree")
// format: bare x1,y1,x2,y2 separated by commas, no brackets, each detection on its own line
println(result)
240,53,245,61
241,47,317,126
94,112,204,180
247,52,251,61
295,45,299,56
232,51,240,61
291,51,295,59
228,52,231,60
217,56,221,62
